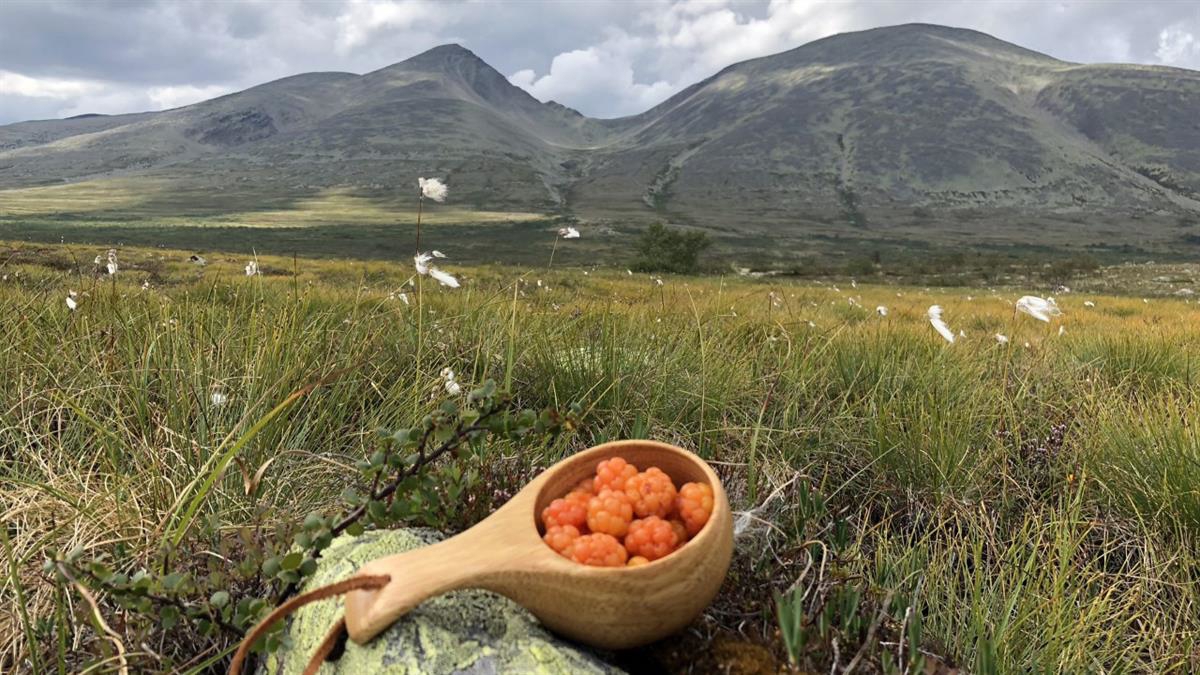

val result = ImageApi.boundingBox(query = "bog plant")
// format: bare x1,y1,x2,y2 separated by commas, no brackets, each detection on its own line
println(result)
45,379,582,664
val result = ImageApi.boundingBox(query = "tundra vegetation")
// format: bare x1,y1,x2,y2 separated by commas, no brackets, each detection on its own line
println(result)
1,243,1198,674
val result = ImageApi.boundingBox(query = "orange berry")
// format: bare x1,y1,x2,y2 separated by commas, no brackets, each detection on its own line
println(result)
569,533,627,567
627,556,650,567
575,477,596,494
594,457,638,493
676,482,714,536
564,489,592,510
625,467,677,518
542,497,587,530
669,518,689,545
543,525,581,556
587,488,634,538
624,516,679,561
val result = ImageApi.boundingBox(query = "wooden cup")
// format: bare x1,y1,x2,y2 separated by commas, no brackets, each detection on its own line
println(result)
343,439,734,649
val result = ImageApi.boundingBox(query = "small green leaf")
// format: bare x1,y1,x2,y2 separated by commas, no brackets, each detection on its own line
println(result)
280,552,303,572
367,500,387,523
162,572,186,592
160,605,180,630
210,591,230,608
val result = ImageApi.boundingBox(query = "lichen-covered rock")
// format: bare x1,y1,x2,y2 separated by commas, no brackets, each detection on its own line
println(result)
263,529,623,675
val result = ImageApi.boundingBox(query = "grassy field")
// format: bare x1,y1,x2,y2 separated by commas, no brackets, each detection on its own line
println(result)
2,241,1199,673
5,175,1195,272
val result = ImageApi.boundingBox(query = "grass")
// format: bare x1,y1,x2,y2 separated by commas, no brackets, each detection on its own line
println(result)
2,240,1199,673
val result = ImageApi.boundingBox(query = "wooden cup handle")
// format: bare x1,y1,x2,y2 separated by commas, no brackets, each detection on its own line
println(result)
342,524,523,644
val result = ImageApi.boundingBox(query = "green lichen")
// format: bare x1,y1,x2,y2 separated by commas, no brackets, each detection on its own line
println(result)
263,529,621,674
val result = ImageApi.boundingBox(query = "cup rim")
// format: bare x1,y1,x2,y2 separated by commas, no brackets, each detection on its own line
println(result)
532,439,725,572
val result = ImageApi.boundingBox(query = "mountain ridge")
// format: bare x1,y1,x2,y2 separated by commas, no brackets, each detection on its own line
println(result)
2,23,1199,259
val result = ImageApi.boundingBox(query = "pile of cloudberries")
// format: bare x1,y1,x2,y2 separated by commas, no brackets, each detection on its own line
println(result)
541,456,714,567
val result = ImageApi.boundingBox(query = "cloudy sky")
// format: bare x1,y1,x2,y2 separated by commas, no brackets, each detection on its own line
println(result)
1,0,1197,125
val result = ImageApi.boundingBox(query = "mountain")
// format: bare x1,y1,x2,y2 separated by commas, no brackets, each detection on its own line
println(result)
3,24,1200,260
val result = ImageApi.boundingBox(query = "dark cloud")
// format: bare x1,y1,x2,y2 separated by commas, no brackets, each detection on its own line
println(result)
0,0,1196,124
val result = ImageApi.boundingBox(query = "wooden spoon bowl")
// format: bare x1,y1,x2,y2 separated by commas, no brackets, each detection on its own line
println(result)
343,439,734,649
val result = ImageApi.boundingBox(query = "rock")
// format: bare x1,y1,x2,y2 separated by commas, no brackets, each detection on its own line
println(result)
264,529,622,675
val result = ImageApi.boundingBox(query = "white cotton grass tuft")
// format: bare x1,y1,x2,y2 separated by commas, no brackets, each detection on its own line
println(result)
876,305,888,316
558,226,580,239
189,254,207,266
655,278,664,286
995,333,1009,344
210,389,228,407
431,250,446,258
418,177,448,202
414,252,460,288
414,252,431,276
245,259,259,276
66,291,78,311
1084,300,1096,308
927,305,955,343
1015,296,1062,322
105,249,119,275
428,267,460,288
440,367,462,395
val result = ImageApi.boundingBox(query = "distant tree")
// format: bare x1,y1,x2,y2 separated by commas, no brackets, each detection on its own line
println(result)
632,223,711,274
1040,254,1101,286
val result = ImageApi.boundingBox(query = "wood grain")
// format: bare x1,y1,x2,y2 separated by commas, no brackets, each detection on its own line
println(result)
343,439,734,649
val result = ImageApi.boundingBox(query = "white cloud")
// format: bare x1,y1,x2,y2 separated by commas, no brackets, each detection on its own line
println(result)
0,70,100,99
0,72,230,119
147,84,233,111
334,0,452,54
507,35,675,117
1157,24,1199,66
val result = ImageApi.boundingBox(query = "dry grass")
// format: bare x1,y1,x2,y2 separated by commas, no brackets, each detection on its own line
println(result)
2,241,1199,673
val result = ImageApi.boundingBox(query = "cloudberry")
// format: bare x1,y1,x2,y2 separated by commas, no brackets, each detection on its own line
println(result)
594,457,638,493
625,516,679,561
564,489,592,510
627,556,650,567
569,533,627,567
676,482,714,536
543,525,580,555
668,518,689,545
542,497,587,529
587,488,634,537
574,477,596,494
625,467,677,518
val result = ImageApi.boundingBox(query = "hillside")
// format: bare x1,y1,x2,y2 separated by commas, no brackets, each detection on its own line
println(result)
2,24,1199,262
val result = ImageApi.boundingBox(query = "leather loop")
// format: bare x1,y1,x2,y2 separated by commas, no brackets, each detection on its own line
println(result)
229,574,390,675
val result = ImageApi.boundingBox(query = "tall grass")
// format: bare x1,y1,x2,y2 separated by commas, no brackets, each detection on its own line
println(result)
2,243,1198,672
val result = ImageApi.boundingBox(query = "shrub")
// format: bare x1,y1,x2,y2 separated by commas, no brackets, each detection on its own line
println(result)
632,223,711,274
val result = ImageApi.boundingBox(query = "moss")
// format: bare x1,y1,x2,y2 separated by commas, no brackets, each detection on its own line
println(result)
264,529,621,674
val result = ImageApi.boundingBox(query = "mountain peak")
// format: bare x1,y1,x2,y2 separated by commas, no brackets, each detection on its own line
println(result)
790,22,1063,65
392,43,488,71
